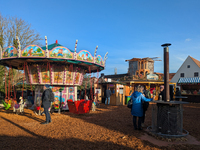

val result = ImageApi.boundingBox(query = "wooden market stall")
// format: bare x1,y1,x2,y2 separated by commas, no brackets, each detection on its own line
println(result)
95,82,126,105
125,80,176,101
177,77,200,103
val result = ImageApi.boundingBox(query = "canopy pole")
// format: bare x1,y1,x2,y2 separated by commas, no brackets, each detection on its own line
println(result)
4,67,7,100
10,66,13,98
22,62,26,99
11,67,16,100
8,66,11,99
84,78,88,99
95,69,99,102
26,62,34,101
89,66,93,100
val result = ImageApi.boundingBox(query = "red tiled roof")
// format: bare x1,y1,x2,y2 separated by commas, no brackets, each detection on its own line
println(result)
169,73,176,81
190,56,200,68
154,72,175,81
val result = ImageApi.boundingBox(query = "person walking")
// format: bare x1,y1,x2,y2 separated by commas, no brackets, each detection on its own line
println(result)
131,85,153,130
159,85,164,100
41,84,52,124
105,87,112,105
141,86,151,127
175,87,181,101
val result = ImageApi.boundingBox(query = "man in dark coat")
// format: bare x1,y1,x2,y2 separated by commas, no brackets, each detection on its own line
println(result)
41,84,52,124
159,85,164,100
175,87,181,101
105,87,112,105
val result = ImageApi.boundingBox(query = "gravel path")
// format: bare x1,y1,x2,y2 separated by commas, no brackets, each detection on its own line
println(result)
0,103,200,150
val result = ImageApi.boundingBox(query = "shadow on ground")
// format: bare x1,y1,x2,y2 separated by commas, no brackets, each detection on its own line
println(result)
0,116,135,150
0,107,44,123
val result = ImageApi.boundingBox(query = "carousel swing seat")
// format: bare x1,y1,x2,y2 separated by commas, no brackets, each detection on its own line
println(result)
67,99,92,114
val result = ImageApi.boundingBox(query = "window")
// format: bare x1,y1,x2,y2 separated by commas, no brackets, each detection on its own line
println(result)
187,65,190,68
180,73,184,77
194,72,199,77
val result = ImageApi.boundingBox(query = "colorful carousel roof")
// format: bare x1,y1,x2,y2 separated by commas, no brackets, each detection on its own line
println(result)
0,37,108,73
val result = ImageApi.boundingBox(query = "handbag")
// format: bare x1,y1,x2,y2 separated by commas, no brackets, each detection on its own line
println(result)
127,98,133,109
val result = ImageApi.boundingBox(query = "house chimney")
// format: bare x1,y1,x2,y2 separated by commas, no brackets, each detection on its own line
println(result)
161,43,171,102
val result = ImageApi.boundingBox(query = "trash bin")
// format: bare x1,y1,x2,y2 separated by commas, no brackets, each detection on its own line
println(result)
125,96,131,104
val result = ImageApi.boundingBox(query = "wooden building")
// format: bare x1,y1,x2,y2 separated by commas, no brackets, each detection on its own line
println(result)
94,81,126,105
177,77,200,103
95,57,177,105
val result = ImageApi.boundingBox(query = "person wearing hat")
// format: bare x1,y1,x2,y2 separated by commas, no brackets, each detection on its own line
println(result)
159,85,164,100
41,84,52,124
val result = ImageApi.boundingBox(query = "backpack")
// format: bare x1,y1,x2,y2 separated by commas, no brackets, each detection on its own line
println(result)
127,98,133,109
145,90,151,98
49,89,55,102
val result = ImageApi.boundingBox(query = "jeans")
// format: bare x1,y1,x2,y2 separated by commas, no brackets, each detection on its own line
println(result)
133,116,142,129
44,107,51,122
141,110,146,123
105,97,110,105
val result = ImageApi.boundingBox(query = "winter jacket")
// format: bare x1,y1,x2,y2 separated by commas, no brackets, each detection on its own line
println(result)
42,88,51,108
131,91,153,117
105,89,112,98
143,90,151,111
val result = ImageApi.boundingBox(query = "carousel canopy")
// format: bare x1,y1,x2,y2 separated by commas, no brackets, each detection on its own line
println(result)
41,41,74,52
0,38,107,73
0,38,108,86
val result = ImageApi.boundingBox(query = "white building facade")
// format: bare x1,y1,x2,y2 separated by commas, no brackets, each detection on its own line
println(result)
170,56,200,84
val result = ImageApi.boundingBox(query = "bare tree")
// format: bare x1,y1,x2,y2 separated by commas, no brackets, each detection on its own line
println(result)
0,13,8,48
0,14,42,93
0,13,43,49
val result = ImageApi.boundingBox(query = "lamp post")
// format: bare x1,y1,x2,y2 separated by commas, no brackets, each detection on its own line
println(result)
161,43,171,102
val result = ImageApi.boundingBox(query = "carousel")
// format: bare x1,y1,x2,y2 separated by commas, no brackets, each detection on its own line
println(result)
0,36,107,114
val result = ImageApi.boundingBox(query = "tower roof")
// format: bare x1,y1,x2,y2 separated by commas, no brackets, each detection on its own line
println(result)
125,57,154,62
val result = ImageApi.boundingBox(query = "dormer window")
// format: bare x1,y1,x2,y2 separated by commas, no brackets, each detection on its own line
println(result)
180,73,184,77
194,72,199,77
187,65,190,68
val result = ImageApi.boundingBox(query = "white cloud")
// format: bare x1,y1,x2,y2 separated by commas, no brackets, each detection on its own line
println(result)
175,56,185,61
185,38,191,42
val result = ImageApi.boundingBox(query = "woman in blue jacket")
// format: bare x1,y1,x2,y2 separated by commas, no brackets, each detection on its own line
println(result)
131,85,153,130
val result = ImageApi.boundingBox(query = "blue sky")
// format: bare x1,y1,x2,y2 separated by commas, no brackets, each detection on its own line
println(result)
1,0,200,75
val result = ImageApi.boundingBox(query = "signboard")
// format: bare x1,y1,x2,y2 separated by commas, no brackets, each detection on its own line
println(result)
107,78,111,82
119,88,123,94
95,89,101,94
119,85,123,88
147,74,158,80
